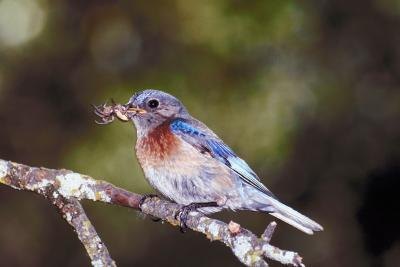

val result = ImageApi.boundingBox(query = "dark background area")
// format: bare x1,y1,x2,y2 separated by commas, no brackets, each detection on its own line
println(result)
1,0,400,266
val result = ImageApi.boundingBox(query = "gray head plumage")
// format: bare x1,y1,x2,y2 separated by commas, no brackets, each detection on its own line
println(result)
127,89,190,136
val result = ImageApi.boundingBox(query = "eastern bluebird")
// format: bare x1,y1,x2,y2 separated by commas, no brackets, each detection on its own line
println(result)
125,89,323,235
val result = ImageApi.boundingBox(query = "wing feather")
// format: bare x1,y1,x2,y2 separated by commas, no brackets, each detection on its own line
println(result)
170,118,276,199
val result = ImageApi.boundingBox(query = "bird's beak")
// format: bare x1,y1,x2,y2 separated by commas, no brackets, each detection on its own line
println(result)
126,106,147,114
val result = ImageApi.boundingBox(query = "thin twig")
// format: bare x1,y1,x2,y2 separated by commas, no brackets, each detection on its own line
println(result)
261,221,277,243
55,197,116,267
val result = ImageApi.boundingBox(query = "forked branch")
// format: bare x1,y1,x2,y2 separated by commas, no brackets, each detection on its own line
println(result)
0,159,304,267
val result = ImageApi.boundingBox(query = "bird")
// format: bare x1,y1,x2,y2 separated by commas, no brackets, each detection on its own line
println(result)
124,89,323,235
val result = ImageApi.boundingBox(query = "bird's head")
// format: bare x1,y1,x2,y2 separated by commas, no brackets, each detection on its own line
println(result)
126,89,189,136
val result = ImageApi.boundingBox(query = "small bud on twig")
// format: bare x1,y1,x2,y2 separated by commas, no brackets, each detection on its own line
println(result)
228,221,241,234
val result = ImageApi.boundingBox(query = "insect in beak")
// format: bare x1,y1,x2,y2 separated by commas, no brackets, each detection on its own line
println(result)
93,101,132,124
127,107,147,114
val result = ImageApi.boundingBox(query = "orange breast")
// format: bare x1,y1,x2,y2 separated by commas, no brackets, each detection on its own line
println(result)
136,122,179,161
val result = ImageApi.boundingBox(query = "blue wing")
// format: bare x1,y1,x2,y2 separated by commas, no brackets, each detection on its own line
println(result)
170,118,276,199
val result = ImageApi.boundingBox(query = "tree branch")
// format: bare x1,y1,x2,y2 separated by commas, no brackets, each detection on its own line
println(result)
0,159,305,267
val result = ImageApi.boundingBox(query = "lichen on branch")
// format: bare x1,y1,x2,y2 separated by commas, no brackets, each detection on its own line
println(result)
0,159,305,267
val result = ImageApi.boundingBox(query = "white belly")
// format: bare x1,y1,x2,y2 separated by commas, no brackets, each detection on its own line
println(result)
136,138,236,206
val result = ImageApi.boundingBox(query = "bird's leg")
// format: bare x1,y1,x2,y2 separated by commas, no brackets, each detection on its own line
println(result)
176,202,219,232
138,194,159,211
139,194,161,222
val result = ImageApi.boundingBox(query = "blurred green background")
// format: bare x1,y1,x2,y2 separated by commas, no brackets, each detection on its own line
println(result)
1,0,400,266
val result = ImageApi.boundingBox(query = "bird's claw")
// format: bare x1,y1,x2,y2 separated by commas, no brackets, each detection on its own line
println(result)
175,205,193,233
138,194,159,211
175,202,218,233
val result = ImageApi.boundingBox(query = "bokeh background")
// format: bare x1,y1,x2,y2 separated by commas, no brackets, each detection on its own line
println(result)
1,0,400,266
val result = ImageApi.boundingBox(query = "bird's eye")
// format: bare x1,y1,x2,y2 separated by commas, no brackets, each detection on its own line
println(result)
147,99,159,109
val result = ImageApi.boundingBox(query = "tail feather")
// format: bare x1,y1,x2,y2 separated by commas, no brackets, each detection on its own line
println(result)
266,198,323,235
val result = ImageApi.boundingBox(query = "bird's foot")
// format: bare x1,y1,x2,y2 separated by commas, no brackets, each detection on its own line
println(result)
175,202,218,233
138,194,159,211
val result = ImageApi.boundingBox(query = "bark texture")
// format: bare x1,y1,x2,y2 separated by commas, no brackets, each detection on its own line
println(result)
0,159,304,267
